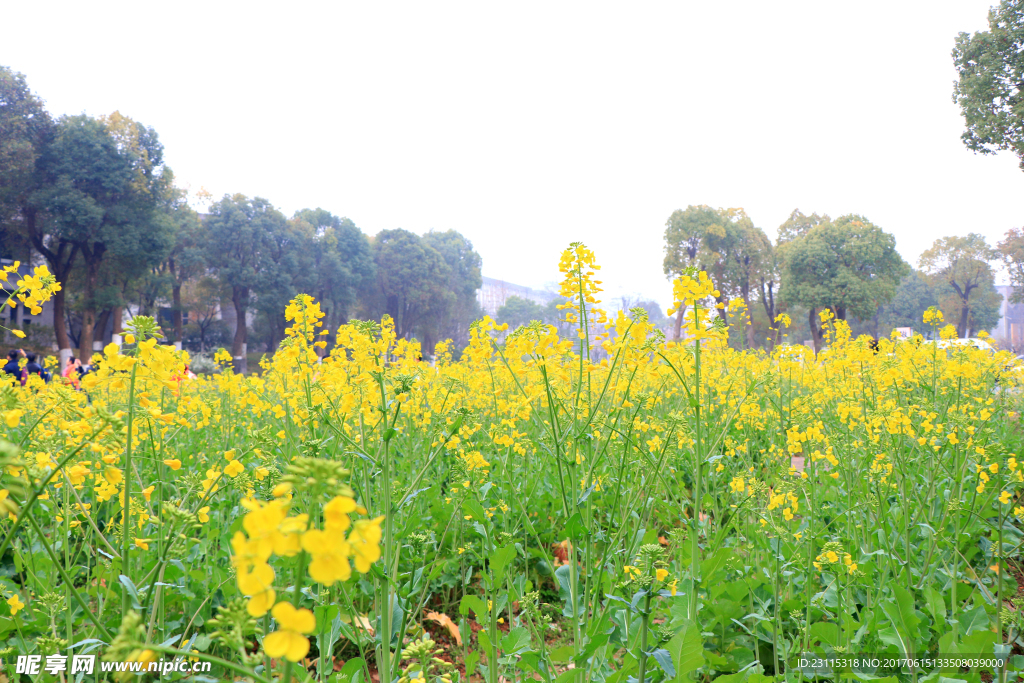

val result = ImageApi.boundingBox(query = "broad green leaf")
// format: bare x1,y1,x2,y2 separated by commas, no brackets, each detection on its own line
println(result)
958,605,989,636
651,648,675,678
879,584,920,657
459,595,487,619
668,618,705,680
465,651,480,676
923,585,946,630
335,658,364,683
500,626,532,654
566,512,590,540
489,544,517,582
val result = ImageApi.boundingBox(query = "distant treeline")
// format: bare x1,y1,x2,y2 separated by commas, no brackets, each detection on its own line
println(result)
0,66,482,371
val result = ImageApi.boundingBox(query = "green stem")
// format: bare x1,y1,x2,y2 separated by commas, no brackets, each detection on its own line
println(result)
122,358,139,618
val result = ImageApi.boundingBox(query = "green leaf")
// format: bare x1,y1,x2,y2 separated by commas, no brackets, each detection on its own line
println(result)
651,648,675,678
923,585,946,630
667,618,705,681
566,512,590,540
879,584,920,657
489,544,517,583
958,605,990,635
334,658,364,683
500,626,532,654
465,651,480,676
459,595,487,619
118,574,141,610
549,646,575,662
573,632,610,666
463,498,488,524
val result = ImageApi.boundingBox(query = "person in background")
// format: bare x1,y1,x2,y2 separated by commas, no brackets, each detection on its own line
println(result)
2,350,22,381
20,352,49,386
62,356,83,389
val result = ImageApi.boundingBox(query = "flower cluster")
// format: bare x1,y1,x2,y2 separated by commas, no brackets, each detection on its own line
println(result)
230,492,383,662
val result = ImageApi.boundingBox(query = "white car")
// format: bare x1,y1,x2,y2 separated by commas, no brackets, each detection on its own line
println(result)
923,337,995,352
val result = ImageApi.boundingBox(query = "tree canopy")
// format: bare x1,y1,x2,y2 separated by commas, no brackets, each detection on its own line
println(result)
919,233,999,338
780,214,908,349
953,0,1024,170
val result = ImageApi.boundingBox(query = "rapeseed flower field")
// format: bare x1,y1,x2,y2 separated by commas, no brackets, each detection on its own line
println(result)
0,244,1021,683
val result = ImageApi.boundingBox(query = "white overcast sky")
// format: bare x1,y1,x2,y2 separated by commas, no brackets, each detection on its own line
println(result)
5,1,1022,309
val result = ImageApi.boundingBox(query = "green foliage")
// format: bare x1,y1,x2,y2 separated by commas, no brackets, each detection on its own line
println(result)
497,296,544,330
999,227,1024,304
203,194,288,368
779,214,908,346
953,1,1024,170
363,228,482,355
879,270,938,334
292,208,375,332
919,233,999,338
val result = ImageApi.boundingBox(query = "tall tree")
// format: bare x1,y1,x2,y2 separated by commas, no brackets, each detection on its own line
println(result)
998,226,1024,303
919,233,997,338
422,230,483,353
877,270,938,335
777,209,829,244
780,215,908,351
254,215,314,353
33,112,173,355
291,208,374,332
366,229,451,342
0,66,48,262
712,210,772,349
953,1,1024,170
663,205,720,339
162,190,206,344
204,194,286,373
0,66,60,341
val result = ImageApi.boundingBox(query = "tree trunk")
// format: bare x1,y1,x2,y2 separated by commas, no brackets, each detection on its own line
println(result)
809,307,822,354
25,210,75,350
94,308,112,348
673,306,685,340
231,286,248,374
172,283,183,342
760,282,777,352
78,256,102,359
51,287,70,350
959,302,970,339
112,306,123,335
742,293,756,350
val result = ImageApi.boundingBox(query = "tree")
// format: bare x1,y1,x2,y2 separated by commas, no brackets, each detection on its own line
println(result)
998,227,1024,303
777,209,829,244
292,208,374,332
780,215,908,351
662,205,721,339
497,296,544,329
32,112,173,356
953,1,1024,170
0,66,63,342
421,230,483,353
204,194,286,373
365,229,451,342
919,233,998,338
877,270,938,335
181,276,226,352
0,66,48,263
163,191,206,344
710,210,772,349
252,216,315,354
